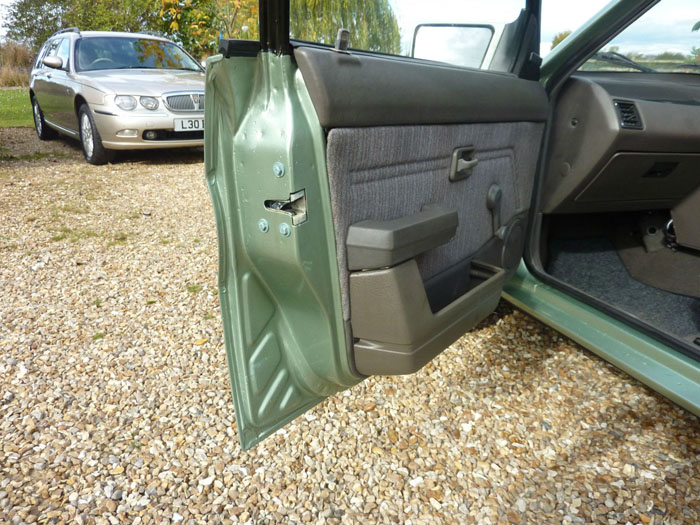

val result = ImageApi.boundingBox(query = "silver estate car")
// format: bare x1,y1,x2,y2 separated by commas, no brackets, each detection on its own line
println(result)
29,29,205,164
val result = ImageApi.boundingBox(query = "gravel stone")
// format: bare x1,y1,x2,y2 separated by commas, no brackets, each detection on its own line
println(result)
1,128,700,523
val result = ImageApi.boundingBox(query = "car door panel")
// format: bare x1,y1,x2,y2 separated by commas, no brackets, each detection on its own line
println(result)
303,47,546,375
207,23,546,449
34,39,62,122
47,70,77,130
53,38,78,131
206,53,361,449
294,46,548,126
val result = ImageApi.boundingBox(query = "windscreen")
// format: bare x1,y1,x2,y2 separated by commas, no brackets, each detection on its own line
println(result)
76,37,201,72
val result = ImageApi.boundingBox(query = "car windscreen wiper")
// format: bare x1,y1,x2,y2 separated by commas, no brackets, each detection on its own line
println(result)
590,51,656,73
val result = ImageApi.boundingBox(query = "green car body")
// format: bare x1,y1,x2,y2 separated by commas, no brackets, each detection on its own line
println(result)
205,52,362,448
206,0,700,449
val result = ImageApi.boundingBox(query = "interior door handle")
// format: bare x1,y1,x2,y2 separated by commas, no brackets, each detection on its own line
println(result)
450,146,478,181
457,158,479,171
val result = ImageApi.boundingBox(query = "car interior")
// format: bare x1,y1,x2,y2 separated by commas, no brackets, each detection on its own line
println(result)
208,0,700,448
532,70,700,358
248,8,699,378
292,47,700,373
290,41,548,375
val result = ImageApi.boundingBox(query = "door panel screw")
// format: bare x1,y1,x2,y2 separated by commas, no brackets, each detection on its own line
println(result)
272,162,285,178
279,223,291,237
258,219,269,233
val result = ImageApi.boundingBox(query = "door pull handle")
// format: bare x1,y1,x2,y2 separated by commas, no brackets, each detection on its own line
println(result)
450,146,478,181
457,158,479,172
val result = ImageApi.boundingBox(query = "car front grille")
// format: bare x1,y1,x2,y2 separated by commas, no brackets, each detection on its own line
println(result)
164,93,205,112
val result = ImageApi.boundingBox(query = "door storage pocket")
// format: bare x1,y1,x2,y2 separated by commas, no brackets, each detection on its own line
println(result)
350,260,505,375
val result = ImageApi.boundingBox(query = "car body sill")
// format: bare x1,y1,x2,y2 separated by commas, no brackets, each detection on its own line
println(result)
503,262,700,418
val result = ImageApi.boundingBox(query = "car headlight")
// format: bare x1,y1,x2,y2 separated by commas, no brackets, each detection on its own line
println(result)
139,96,159,110
115,95,137,111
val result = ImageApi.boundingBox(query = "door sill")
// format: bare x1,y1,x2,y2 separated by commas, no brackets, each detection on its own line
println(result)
520,257,700,363
504,262,700,418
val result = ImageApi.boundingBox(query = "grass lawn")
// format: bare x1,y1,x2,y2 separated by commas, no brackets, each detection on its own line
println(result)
0,88,32,127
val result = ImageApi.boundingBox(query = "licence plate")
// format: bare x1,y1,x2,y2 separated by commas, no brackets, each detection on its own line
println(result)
174,118,204,132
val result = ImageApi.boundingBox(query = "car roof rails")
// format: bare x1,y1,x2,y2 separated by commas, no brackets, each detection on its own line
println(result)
51,27,81,38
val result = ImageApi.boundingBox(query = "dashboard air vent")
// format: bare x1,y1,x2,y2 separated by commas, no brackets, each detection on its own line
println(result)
613,100,643,130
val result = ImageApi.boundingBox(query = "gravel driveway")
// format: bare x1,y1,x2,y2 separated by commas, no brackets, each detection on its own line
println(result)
1,127,699,525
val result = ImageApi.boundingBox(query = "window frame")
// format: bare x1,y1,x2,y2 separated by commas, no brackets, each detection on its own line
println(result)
55,38,71,71
411,23,496,70
258,0,541,77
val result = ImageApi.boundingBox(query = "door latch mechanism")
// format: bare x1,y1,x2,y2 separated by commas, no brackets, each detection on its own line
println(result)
264,189,308,226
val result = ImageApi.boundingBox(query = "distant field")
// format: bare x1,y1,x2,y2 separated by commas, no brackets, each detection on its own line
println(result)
0,88,32,127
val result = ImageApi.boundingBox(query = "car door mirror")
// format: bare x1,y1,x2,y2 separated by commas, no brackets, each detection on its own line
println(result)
43,56,63,69
411,24,494,69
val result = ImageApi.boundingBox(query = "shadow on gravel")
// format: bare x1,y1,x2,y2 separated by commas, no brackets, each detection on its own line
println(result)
0,127,203,167
112,147,203,166
0,127,81,163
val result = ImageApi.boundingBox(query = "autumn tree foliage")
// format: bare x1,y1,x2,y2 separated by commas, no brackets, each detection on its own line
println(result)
5,0,400,58
290,0,400,54
160,0,259,57
5,0,162,49
550,30,571,50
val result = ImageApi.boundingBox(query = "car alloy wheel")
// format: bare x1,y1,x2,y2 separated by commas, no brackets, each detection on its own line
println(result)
80,113,94,159
31,96,57,141
33,101,42,135
77,104,114,165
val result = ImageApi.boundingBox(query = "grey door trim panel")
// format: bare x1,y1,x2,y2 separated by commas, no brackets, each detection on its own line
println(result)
294,46,549,128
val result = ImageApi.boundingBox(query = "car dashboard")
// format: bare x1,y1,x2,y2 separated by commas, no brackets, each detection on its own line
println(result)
542,72,700,214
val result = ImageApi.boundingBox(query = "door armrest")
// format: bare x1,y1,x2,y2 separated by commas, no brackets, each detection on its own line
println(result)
346,204,458,271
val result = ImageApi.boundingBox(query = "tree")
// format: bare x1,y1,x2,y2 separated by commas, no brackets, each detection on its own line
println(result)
690,46,700,63
290,0,401,54
550,30,571,50
65,0,164,35
160,0,258,57
213,0,258,41
5,0,68,50
5,0,163,50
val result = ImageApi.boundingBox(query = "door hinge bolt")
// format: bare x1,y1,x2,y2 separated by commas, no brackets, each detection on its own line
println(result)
272,162,285,178
279,223,291,237
258,219,269,233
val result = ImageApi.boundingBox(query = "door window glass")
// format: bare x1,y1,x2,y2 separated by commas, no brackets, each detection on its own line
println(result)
579,0,700,74
539,0,609,57
34,42,50,69
56,38,70,70
290,0,525,70
44,39,61,58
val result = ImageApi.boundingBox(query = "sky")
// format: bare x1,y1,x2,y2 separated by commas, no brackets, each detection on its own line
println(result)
391,0,700,58
0,0,10,39
1,0,699,59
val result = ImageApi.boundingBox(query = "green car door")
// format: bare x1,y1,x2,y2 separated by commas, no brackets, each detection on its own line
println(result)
206,0,549,449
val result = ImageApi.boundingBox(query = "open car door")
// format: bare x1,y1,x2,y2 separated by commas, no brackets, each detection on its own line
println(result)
205,0,548,449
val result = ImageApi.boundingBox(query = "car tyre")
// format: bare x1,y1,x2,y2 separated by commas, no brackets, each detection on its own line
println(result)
32,96,57,140
78,104,114,165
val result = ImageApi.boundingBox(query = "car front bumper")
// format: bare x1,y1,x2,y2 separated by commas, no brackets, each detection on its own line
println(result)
92,110,204,150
